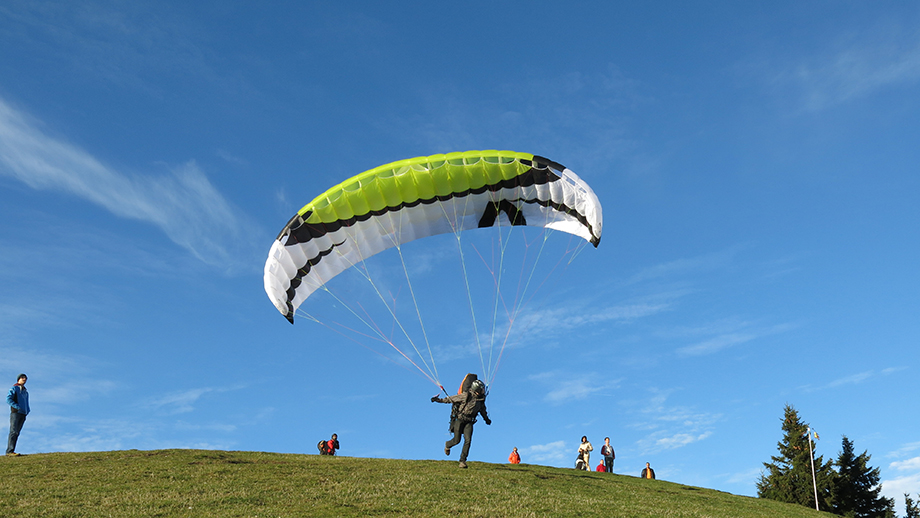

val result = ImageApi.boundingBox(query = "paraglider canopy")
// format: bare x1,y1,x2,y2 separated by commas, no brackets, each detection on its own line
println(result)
263,150,603,392
265,150,602,323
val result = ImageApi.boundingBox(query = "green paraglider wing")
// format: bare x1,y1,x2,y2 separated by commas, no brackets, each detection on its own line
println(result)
264,150,603,322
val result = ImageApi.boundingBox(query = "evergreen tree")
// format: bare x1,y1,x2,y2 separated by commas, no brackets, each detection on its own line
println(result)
757,404,836,511
831,435,894,518
906,493,920,518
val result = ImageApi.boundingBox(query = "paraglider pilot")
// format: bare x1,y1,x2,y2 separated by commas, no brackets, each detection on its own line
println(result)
431,378,490,468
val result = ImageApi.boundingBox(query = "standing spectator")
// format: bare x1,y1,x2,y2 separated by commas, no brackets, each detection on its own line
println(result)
601,437,615,473
508,447,521,464
578,436,593,471
595,461,606,472
641,462,656,479
6,374,29,456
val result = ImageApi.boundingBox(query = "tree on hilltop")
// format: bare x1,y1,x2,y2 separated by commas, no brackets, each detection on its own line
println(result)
757,404,835,511
905,493,920,518
831,435,894,518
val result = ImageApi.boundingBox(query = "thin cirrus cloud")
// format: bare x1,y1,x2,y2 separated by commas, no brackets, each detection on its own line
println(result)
513,302,673,340
624,245,746,286
530,371,621,404
0,97,261,274
890,457,920,472
882,441,920,510
142,385,245,415
631,391,721,454
800,367,905,392
675,322,797,357
772,29,920,111
521,440,568,464
654,431,713,450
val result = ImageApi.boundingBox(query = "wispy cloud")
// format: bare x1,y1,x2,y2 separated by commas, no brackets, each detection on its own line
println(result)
521,440,568,464
882,470,920,515
515,303,672,338
626,246,747,286
530,371,621,404
770,26,920,111
725,467,763,485
676,322,796,357
0,343,117,406
389,64,653,179
800,367,904,392
41,380,118,406
28,415,239,453
0,342,244,454
419,299,672,363
631,390,721,454
0,97,262,273
887,441,920,459
654,431,713,450
882,442,920,512
676,332,758,357
890,457,920,472
143,385,244,415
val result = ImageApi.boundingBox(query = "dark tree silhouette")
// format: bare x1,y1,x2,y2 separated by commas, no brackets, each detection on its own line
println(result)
905,493,920,518
831,435,894,518
757,405,835,511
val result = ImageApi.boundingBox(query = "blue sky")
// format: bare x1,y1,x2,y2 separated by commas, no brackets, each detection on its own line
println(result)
2,0,919,509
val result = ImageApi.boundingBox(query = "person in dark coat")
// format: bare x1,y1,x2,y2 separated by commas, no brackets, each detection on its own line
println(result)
601,437,615,473
431,379,490,468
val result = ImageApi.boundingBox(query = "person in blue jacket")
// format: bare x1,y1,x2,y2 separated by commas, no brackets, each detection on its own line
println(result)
6,373,29,456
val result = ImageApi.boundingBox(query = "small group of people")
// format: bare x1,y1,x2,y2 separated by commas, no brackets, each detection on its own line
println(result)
8,368,657,481
574,435,656,478
428,376,656,478
575,436,616,472
6,373,29,457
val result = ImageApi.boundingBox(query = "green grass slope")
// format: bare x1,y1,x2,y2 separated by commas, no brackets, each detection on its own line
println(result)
1,450,837,517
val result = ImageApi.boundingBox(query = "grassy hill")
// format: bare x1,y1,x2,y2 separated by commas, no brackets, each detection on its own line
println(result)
1,449,838,517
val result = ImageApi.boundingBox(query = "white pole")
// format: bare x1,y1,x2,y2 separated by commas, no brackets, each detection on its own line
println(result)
808,427,819,511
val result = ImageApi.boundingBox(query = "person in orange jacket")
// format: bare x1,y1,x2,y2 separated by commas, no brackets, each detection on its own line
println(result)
641,462,656,479
508,447,521,464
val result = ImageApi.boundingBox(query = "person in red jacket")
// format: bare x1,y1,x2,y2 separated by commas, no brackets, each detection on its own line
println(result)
324,434,339,456
508,447,521,464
